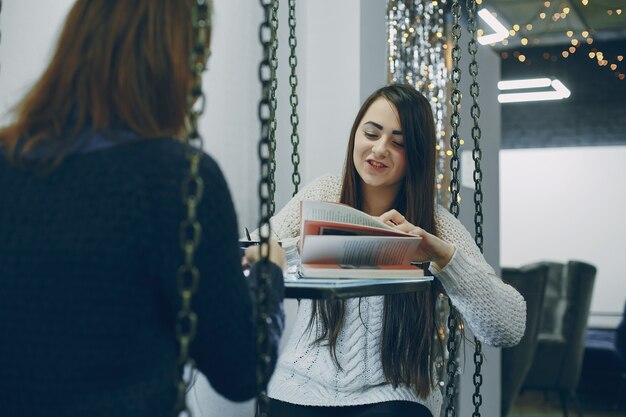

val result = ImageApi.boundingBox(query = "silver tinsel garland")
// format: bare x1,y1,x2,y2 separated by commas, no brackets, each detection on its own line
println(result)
386,0,449,204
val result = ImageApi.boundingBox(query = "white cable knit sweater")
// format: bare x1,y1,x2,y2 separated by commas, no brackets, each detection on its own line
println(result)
265,175,526,416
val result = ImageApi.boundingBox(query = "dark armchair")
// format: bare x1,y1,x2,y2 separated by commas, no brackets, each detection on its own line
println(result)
501,262,550,417
579,301,626,408
521,260,597,417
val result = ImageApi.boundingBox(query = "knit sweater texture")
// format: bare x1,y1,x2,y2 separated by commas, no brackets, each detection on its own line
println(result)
265,175,526,416
0,135,284,417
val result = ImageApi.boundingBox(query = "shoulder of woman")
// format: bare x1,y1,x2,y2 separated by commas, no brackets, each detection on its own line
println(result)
300,173,341,201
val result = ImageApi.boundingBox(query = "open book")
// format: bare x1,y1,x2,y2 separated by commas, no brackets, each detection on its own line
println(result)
298,201,426,279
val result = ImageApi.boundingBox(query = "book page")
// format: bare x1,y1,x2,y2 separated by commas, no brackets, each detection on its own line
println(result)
301,201,394,231
300,235,421,266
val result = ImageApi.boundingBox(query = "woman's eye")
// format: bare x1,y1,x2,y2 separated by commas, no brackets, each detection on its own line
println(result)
393,141,405,148
364,131,378,139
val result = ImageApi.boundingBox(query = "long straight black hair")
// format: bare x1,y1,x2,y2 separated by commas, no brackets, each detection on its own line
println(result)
309,84,439,399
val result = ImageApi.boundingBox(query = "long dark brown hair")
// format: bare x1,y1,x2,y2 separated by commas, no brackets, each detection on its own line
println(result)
310,84,439,399
0,0,211,164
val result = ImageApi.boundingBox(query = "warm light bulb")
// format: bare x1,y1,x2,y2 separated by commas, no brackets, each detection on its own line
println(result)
611,63,617,70
567,30,574,37
513,24,520,31
519,55,526,62
569,46,576,53
521,38,528,45
544,0,551,6
562,51,569,58
526,24,533,30
564,7,571,13
589,52,596,58
582,0,588,5
617,9,622,14
572,39,579,46
618,55,624,62
582,30,589,37
540,12,546,19
587,38,593,45
509,29,516,36
608,10,613,15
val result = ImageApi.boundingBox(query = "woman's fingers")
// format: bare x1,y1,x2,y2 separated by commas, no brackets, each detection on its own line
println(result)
379,209,404,226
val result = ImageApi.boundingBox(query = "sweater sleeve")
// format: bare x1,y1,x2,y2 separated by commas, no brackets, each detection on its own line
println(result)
431,205,526,347
183,154,284,401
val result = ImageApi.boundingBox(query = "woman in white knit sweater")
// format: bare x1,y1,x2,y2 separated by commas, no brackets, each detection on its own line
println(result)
265,84,526,417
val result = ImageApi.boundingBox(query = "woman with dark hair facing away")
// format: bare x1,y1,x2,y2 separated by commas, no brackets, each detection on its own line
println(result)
261,84,526,417
0,1,285,416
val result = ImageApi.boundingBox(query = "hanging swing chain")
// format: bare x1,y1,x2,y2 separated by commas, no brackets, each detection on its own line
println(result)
467,0,483,253
175,1,210,416
448,0,462,219
288,0,301,196
257,1,276,416
268,0,279,216
466,1,484,416
445,1,462,417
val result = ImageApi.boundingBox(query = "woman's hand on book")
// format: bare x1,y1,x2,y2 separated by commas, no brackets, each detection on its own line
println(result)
244,238,286,271
378,209,455,269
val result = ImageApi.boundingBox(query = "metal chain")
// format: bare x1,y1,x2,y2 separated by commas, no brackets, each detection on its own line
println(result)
467,0,483,253
445,1,462,417
467,0,485,405
445,301,461,417
268,0,279,215
288,0,301,196
466,2,484,416
448,0,462,219
257,1,275,416
175,1,210,416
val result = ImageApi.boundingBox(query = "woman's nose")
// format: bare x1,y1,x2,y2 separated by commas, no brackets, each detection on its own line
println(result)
371,138,389,157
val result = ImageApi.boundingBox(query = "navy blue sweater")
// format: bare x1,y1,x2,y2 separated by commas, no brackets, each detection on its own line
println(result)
0,136,283,416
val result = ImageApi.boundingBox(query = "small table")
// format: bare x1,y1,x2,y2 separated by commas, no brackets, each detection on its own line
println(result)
284,276,433,299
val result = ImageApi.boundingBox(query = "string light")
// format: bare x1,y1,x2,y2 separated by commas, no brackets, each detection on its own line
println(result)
478,3,624,82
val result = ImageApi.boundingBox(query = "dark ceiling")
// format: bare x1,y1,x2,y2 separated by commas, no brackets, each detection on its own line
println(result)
480,0,626,49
